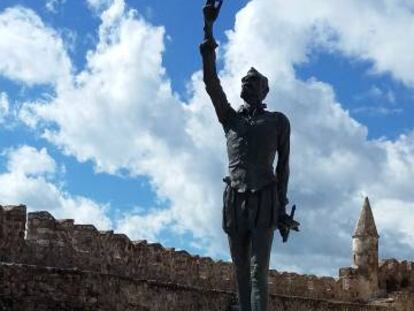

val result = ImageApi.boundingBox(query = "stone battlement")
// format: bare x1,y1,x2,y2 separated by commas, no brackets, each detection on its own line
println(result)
0,205,234,291
0,205,348,300
1,204,413,310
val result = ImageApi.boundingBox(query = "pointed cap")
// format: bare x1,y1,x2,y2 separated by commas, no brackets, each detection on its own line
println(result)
353,197,379,238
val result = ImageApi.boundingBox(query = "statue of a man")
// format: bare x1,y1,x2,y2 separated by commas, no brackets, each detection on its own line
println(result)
200,1,294,310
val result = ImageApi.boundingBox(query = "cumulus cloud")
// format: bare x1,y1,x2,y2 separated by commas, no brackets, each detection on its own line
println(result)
6,145,56,177
217,0,414,273
2,0,414,275
116,208,173,242
0,6,72,86
0,146,112,229
19,0,223,250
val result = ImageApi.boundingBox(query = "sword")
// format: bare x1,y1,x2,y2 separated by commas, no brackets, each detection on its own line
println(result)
278,204,300,243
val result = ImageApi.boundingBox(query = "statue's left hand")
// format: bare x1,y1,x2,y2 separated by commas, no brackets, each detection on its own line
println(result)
278,205,300,243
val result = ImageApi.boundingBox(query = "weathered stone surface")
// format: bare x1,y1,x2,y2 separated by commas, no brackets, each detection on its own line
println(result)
0,263,392,311
353,197,379,238
0,204,413,310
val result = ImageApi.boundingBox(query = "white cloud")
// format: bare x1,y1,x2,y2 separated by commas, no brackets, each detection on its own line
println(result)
0,92,9,123
86,0,114,13
352,85,399,116
217,0,414,273
6,145,56,177
356,85,394,103
352,106,402,116
0,7,72,86
0,146,112,229
4,0,414,275
45,0,66,13
223,0,414,86
18,0,222,248
116,208,173,242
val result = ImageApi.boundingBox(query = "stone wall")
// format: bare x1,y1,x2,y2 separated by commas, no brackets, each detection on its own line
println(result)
0,205,412,310
1,206,235,291
378,259,414,293
0,263,391,311
0,205,351,301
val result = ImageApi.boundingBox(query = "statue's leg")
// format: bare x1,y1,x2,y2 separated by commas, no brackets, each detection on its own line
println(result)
250,228,274,311
228,228,252,311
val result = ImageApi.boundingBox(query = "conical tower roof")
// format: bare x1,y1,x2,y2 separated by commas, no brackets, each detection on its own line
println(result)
353,197,379,238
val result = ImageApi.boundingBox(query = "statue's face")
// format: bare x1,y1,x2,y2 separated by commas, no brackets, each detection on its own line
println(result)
240,74,263,105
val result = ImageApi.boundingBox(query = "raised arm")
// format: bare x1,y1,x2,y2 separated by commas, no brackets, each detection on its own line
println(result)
200,0,235,124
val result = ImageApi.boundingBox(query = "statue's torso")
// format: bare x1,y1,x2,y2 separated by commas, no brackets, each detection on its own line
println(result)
224,109,282,192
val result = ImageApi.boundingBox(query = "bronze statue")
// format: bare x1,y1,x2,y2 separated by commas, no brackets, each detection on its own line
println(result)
200,1,299,310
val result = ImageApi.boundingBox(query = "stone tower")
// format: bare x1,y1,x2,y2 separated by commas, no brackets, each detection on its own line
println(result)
352,197,380,296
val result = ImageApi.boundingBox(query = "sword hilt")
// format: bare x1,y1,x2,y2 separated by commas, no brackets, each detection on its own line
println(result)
206,0,223,11
279,204,300,243
291,204,296,218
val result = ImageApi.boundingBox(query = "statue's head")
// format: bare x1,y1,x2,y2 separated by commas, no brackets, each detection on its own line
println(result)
240,67,269,106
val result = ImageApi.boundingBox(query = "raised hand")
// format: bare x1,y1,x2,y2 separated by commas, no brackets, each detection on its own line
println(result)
203,0,223,25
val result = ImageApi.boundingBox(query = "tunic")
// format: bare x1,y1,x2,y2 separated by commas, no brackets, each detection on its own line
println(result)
200,39,290,234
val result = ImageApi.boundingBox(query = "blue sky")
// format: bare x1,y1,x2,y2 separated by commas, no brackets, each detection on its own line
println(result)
1,0,414,276
0,0,250,216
